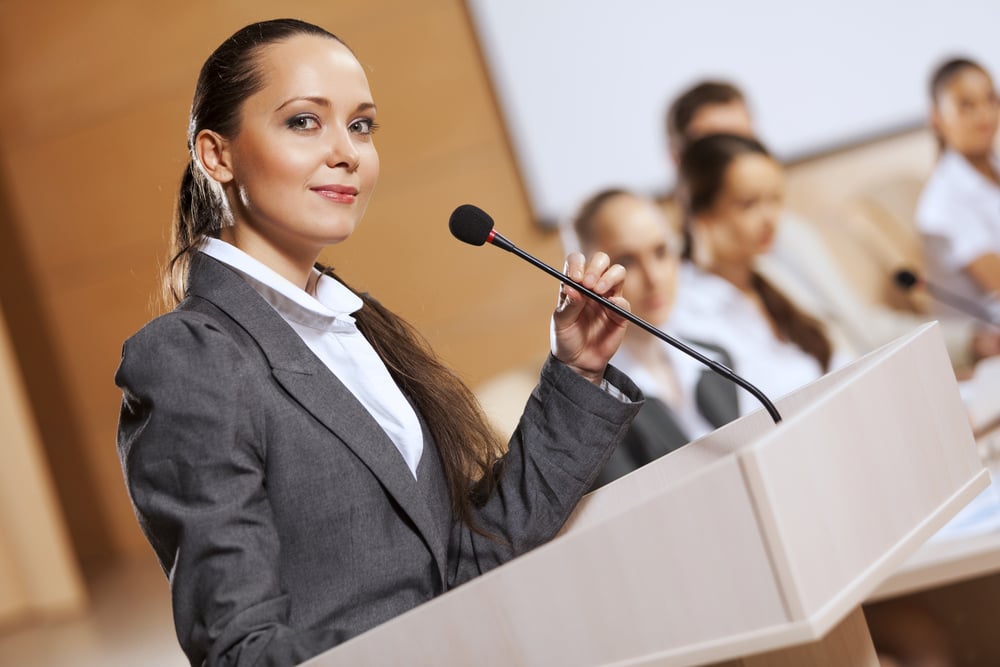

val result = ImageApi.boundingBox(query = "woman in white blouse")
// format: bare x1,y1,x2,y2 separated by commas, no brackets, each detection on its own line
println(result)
671,133,841,414
917,57,1000,325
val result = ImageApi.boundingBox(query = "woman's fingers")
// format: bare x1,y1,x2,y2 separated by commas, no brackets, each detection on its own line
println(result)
593,262,626,298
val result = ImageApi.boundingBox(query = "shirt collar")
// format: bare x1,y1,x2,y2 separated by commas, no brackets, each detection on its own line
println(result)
940,149,1000,194
199,237,363,331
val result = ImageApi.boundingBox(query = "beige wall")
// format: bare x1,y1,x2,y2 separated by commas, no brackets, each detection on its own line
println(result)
0,1,562,568
0,306,85,625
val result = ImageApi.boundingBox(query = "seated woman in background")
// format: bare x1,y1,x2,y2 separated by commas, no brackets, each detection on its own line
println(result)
917,57,1000,325
672,133,842,414
572,190,740,489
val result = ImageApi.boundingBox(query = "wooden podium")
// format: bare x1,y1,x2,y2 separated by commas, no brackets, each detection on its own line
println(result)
304,324,989,667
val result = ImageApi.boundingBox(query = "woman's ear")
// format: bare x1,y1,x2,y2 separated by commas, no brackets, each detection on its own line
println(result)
194,130,234,184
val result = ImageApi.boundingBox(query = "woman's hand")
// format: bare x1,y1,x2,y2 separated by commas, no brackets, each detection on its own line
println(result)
550,252,630,385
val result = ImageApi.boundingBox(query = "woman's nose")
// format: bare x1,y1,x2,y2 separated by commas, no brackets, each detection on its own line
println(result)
327,129,360,170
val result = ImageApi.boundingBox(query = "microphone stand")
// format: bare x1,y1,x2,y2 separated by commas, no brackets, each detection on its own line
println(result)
488,230,783,424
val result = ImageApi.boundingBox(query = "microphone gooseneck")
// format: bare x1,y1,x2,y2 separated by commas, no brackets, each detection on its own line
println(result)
449,204,782,424
893,267,999,327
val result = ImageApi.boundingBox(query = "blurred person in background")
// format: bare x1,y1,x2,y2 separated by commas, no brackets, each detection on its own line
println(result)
917,58,1000,334
672,133,842,414
572,189,739,489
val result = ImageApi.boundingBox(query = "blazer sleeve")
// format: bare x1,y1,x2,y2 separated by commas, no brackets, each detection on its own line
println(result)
116,312,347,667
448,355,642,585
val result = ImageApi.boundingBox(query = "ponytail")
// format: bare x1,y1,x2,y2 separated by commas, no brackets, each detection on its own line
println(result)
319,266,506,532
753,272,832,372
161,161,228,310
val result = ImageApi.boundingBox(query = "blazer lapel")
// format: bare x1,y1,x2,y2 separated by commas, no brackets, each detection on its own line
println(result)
186,252,447,584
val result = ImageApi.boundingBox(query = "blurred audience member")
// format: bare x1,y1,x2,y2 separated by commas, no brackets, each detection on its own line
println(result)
917,58,1000,338
572,190,740,489
673,134,843,414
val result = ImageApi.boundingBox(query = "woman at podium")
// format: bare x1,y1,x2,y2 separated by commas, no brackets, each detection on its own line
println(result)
113,18,642,666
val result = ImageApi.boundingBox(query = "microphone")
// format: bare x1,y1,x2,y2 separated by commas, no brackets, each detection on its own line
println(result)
893,268,999,327
449,204,782,424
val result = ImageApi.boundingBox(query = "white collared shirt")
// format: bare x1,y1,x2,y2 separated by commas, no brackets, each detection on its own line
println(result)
200,238,424,478
669,263,828,416
916,149,1000,321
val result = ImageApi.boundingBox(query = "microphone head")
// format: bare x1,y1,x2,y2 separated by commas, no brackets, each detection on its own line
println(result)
894,268,920,290
449,204,494,246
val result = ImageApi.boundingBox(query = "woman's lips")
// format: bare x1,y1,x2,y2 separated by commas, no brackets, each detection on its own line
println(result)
312,184,358,204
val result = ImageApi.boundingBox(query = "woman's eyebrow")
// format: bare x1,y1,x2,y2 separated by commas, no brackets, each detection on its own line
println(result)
275,95,330,112
274,97,377,114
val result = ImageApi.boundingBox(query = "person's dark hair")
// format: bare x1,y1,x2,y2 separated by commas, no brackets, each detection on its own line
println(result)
930,57,987,103
679,133,833,371
166,18,505,533
166,18,342,306
665,81,746,156
928,57,991,151
572,188,631,250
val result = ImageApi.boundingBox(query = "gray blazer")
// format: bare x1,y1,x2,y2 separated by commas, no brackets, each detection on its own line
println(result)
116,253,642,667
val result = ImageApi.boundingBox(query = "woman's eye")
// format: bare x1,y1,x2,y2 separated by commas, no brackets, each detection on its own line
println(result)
349,118,379,135
287,115,320,131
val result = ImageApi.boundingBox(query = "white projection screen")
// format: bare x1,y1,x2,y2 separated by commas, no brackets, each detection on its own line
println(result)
466,0,1000,226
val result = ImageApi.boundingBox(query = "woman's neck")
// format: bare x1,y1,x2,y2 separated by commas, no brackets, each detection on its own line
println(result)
704,259,755,293
220,227,320,293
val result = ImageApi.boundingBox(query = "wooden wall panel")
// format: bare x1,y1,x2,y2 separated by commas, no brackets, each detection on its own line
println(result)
0,307,86,626
0,0,558,565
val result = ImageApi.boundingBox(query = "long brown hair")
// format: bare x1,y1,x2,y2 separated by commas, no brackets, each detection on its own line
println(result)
165,19,504,529
678,133,832,371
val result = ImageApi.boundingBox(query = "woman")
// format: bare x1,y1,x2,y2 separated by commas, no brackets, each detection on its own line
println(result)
917,57,1000,324
115,19,641,666
672,133,838,413
572,189,739,488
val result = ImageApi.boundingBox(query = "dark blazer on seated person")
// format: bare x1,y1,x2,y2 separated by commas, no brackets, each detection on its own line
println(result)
115,252,642,667
590,343,739,491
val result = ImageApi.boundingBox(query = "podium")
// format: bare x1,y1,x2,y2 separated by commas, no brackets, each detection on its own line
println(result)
304,324,989,666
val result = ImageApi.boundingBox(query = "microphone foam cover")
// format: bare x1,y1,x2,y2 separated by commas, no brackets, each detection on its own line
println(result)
894,269,919,290
449,204,494,246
